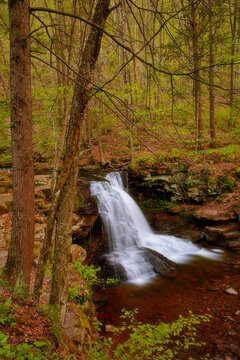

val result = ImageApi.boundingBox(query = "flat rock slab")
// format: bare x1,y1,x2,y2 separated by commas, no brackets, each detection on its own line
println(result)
204,223,240,248
194,208,237,222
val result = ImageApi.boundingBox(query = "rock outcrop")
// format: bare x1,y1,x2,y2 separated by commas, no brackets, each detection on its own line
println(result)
204,223,240,250
141,247,176,276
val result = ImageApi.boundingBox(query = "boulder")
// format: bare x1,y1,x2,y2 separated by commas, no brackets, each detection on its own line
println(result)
64,309,92,346
99,255,128,281
141,247,176,276
72,215,98,238
205,223,240,249
70,244,87,263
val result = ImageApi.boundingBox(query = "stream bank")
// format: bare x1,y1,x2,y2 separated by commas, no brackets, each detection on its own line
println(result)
1,158,240,359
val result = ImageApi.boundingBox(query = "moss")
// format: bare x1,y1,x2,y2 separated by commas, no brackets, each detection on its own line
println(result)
217,175,236,193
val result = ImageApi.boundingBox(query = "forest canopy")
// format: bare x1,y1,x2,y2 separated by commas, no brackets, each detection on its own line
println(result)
0,0,240,167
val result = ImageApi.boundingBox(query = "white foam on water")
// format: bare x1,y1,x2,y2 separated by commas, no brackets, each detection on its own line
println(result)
90,172,222,283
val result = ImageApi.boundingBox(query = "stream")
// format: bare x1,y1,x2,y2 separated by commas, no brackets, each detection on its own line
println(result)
89,173,240,358
90,173,225,323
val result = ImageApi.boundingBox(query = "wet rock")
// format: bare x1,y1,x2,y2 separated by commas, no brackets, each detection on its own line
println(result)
227,240,240,249
204,223,240,248
70,244,86,263
223,315,235,322
141,247,176,276
105,324,115,333
99,256,128,281
77,197,98,215
72,215,98,238
225,287,238,296
207,286,220,292
194,208,237,222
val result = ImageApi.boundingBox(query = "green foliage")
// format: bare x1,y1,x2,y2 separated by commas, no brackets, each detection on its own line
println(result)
47,305,61,342
217,175,236,193
72,262,117,293
0,153,12,166
0,99,10,151
112,309,211,360
85,310,211,360
0,297,17,326
68,286,86,305
73,262,101,290
130,156,157,175
0,332,51,360
86,337,112,360
69,263,117,308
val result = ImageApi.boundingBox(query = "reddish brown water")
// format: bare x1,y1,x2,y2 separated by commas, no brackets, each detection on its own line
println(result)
96,214,240,359
98,255,225,326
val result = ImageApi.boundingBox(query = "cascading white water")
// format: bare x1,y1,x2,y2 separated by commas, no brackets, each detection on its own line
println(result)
90,172,221,283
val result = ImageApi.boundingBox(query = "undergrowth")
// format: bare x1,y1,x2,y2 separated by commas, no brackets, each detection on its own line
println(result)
87,309,211,360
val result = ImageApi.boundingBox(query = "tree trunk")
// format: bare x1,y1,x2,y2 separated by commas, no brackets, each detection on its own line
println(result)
228,0,237,127
209,0,216,148
49,0,111,318
4,0,35,296
191,0,202,150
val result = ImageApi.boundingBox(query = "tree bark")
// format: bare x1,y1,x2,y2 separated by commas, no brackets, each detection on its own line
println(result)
209,0,216,148
48,0,111,318
191,0,202,150
4,0,35,295
228,0,237,127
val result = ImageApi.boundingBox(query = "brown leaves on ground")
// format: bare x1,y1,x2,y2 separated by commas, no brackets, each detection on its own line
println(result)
0,288,58,354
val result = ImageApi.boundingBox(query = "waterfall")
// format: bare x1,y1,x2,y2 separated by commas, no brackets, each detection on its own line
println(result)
90,172,221,283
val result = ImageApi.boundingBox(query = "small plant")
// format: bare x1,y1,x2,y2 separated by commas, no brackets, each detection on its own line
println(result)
86,337,112,360
68,286,86,305
111,309,211,360
0,332,52,360
0,297,17,326
73,262,101,290
72,262,117,295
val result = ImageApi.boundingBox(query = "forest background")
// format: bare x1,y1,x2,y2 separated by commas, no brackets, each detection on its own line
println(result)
1,0,240,168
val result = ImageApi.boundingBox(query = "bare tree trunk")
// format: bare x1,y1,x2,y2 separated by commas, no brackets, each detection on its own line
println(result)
97,98,105,165
209,0,216,148
191,0,202,150
51,0,76,194
4,0,35,296
228,0,237,127
119,1,133,161
48,0,111,317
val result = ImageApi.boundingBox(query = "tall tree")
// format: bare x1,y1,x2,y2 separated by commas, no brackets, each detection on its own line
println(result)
208,0,216,148
33,0,112,317
190,0,203,150
228,0,238,127
4,0,35,295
